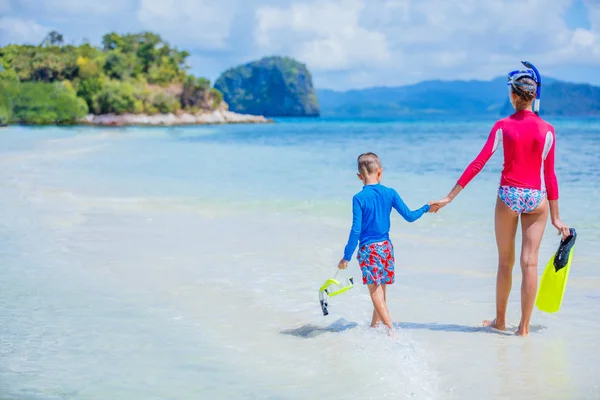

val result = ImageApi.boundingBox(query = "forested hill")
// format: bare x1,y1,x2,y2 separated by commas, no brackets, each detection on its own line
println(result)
0,31,223,125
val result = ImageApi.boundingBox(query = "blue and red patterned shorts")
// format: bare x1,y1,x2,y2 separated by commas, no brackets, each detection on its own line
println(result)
357,240,395,285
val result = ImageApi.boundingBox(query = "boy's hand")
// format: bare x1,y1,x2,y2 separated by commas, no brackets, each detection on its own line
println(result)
338,258,349,270
428,201,441,213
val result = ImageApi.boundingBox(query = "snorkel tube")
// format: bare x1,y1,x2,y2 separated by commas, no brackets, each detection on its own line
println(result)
318,272,354,316
521,61,542,115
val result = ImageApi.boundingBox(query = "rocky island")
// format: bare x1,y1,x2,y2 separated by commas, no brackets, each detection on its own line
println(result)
215,56,320,117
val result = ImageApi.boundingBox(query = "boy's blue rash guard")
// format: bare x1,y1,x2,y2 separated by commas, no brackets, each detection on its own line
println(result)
343,184,430,261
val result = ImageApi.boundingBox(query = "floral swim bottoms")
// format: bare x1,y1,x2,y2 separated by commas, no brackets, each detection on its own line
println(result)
498,186,546,214
357,240,395,285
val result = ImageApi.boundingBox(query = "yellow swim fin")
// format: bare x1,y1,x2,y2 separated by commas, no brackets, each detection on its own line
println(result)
536,228,577,313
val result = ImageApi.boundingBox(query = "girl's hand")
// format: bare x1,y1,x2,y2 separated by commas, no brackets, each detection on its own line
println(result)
430,196,452,212
552,218,570,240
337,259,349,270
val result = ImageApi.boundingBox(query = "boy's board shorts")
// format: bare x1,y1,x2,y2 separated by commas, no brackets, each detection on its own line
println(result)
357,240,395,285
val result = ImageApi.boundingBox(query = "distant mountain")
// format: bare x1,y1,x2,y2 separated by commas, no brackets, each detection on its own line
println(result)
499,80,600,116
215,56,320,117
317,77,600,117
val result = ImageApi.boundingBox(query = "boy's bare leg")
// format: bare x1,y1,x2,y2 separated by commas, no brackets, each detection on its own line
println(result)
370,284,387,327
368,284,393,331
370,309,381,327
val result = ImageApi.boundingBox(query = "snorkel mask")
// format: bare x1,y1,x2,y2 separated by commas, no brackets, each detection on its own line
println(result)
318,272,354,316
507,61,542,115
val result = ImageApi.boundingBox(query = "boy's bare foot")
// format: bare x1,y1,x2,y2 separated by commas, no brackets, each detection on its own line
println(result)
482,319,506,331
386,326,396,338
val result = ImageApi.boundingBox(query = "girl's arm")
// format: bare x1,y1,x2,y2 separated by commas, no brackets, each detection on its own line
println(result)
549,200,570,239
456,121,503,190
433,122,502,209
543,129,570,238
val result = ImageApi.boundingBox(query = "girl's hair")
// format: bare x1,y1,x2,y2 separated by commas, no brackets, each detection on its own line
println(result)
511,77,537,111
357,152,381,175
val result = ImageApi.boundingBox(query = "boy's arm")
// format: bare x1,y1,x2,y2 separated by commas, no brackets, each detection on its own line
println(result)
342,196,362,262
392,190,430,222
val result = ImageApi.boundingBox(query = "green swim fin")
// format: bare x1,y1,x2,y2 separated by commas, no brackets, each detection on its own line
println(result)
536,228,577,313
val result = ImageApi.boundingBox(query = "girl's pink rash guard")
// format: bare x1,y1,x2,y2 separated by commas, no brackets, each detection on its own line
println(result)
457,110,559,201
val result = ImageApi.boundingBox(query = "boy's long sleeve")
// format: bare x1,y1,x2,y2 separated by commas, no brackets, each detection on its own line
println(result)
343,196,362,261
392,190,430,222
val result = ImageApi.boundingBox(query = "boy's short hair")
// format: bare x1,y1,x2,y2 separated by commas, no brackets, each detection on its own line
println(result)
357,152,382,175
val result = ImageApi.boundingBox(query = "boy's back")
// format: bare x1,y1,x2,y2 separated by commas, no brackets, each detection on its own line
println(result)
353,183,397,245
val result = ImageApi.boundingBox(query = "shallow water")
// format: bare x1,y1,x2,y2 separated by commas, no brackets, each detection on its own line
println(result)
1,119,599,399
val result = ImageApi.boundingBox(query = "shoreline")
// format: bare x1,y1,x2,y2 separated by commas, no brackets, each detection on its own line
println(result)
83,110,273,126
0,110,273,127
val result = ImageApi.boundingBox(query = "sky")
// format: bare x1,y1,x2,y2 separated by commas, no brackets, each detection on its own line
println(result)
1,0,599,90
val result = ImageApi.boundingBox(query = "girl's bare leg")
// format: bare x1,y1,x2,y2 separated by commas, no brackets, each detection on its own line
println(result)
516,200,548,336
484,197,519,330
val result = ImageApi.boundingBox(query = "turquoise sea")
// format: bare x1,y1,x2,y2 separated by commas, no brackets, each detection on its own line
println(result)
1,118,599,399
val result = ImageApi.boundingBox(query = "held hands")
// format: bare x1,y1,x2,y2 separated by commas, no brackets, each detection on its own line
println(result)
337,258,349,270
428,196,452,213
428,202,441,213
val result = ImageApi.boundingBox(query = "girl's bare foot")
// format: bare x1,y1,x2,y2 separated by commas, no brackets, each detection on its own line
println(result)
515,323,529,336
482,318,506,331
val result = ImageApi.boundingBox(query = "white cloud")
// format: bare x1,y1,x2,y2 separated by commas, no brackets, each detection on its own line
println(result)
371,0,577,70
1,0,600,88
255,0,391,71
255,0,600,89
138,0,235,49
572,28,596,47
0,17,49,45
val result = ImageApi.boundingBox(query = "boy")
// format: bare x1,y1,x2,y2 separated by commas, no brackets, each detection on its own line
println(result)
337,152,435,333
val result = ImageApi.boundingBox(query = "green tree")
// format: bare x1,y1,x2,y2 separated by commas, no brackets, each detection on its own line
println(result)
1,45,79,82
103,50,138,80
135,32,162,73
11,81,88,124
151,92,179,114
0,80,19,124
209,88,223,109
75,76,104,112
0,103,10,125
77,43,103,60
102,32,124,51
42,31,64,47
93,80,136,115
181,75,211,109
